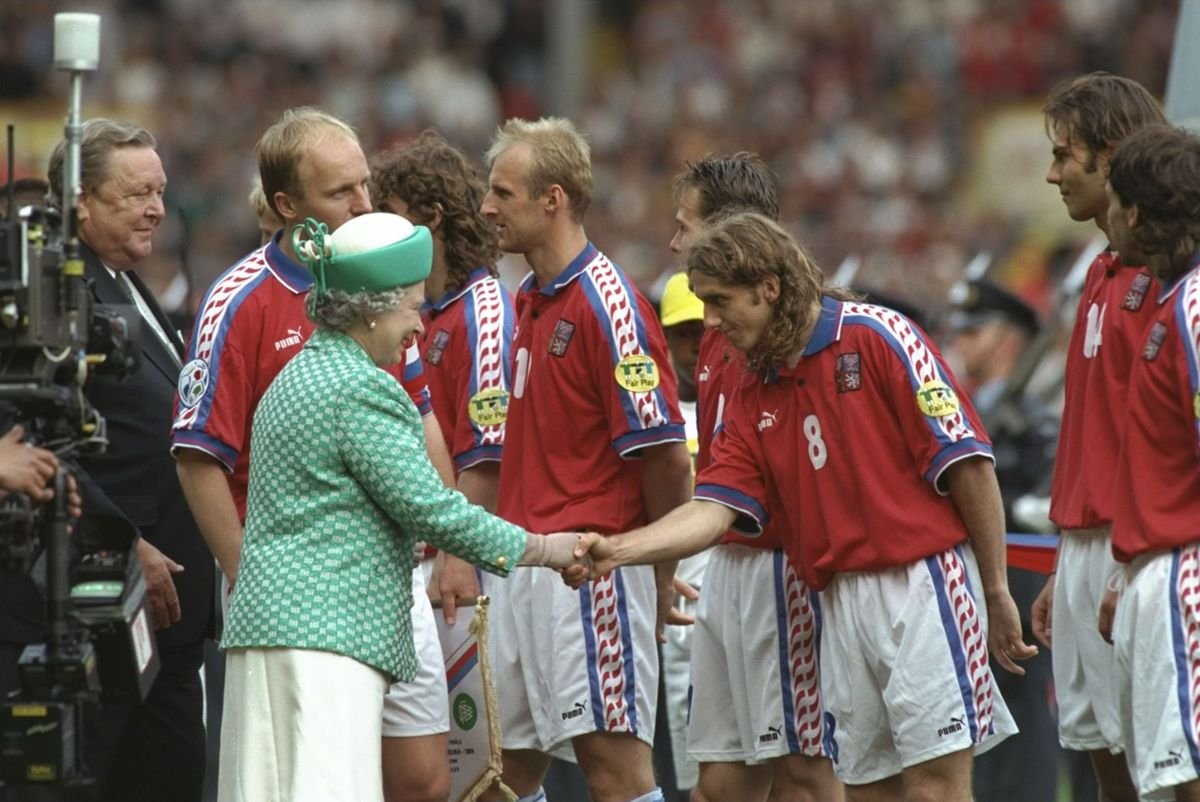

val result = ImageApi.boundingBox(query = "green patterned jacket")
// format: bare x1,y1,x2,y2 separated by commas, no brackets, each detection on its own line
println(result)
222,328,527,681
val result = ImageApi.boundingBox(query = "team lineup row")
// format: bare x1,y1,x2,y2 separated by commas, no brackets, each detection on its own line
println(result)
4,69,1199,802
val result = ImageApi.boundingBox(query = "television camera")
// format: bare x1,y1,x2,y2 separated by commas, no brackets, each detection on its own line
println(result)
0,13,160,789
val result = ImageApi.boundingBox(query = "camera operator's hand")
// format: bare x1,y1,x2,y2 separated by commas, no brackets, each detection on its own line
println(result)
137,538,185,628
0,425,58,502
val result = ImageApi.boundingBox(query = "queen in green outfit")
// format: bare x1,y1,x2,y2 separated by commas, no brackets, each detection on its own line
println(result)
217,214,582,802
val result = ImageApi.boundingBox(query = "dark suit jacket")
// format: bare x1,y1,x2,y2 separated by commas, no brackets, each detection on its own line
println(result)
76,244,214,651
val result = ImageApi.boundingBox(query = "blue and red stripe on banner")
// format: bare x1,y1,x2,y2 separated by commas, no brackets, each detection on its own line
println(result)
1006,532,1059,574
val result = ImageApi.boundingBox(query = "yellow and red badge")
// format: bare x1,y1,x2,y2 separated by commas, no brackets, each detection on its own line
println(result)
916,380,959,418
615,354,660,392
468,387,510,426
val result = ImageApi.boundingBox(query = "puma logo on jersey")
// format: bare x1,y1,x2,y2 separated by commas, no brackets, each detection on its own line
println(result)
560,702,587,721
757,410,778,431
274,328,304,351
757,726,782,744
698,364,711,382
1154,750,1184,770
937,716,965,738
1082,302,1106,359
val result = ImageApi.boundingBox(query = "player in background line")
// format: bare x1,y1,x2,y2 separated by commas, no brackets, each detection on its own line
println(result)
371,130,515,630
1102,123,1200,802
248,178,283,247
654,271,705,801
1031,72,1166,802
574,211,1032,802
171,107,458,802
665,154,840,802
480,116,693,802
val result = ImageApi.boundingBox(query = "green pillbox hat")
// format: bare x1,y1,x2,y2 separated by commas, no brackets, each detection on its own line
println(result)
294,213,433,296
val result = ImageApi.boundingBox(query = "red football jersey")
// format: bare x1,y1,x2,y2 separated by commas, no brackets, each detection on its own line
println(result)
1050,250,1158,530
172,235,431,521
695,327,741,475
420,268,515,474
695,328,788,550
1112,264,1200,562
496,243,685,535
695,298,993,589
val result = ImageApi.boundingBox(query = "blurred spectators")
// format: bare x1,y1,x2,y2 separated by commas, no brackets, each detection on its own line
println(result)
1,6,1175,800
0,0,1177,333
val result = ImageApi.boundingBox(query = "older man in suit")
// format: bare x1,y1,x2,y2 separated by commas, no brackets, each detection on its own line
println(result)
45,118,214,802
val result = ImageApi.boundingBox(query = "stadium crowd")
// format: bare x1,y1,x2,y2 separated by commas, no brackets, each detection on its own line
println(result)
0,3,1185,802
0,0,1178,323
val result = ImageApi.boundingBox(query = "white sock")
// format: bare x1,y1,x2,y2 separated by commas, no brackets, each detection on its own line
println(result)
517,789,547,802
626,789,664,802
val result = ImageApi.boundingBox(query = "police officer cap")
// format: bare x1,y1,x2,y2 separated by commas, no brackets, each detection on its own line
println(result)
949,279,1040,338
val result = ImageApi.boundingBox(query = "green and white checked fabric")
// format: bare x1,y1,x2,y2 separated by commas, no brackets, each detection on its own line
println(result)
223,328,527,681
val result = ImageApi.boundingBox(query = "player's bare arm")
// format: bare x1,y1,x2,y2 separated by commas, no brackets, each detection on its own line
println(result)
1097,586,1119,644
639,440,698,636
421,413,455,485
431,463,499,624
573,499,735,583
176,448,244,581
458,461,500,514
421,412,483,624
944,455,1038,675
671,575,700,625
1030,568,1057,649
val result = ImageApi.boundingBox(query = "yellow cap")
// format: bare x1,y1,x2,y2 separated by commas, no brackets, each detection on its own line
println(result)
659,272,704,327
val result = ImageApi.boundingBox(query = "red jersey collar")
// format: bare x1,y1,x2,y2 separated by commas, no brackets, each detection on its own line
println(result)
263,230,313,295
517,242,600,297
1156,253,1200,304
424,266,494,314
767,295,844,381
1100,245,1158,275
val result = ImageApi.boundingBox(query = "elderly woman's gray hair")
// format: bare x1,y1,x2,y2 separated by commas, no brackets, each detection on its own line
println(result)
307,285,413,331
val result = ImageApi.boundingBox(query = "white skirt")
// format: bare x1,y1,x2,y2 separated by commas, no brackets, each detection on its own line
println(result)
218,647,389,802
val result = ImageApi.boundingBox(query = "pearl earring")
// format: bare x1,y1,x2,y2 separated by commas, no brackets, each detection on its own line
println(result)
368,319,377,330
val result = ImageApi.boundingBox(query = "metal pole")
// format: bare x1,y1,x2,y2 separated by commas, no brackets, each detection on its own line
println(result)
1165,0,1200,130
545,0,592,119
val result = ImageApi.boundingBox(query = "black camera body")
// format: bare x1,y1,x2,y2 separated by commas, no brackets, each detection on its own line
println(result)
2,547,161,785
0,202,139,396
0,13,167,786
0,165,157,787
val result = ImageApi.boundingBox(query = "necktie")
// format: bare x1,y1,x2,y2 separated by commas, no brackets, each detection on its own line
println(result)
119,271,182,368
